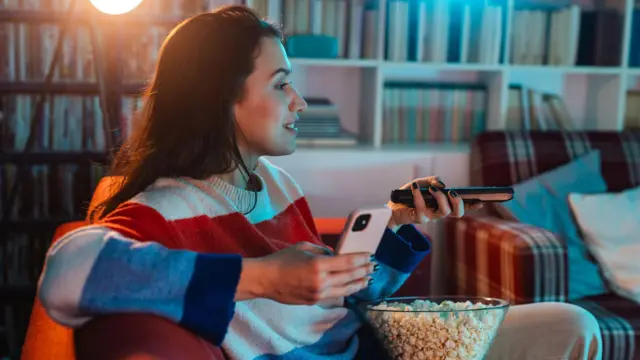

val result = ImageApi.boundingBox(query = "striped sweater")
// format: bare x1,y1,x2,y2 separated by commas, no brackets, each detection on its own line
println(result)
38,157,431,360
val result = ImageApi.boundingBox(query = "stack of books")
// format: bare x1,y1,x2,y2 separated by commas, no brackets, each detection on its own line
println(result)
506,85,576,130
296,98,357,146
382,83,487,144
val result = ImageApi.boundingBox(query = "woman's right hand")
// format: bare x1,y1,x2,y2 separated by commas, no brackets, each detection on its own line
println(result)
236,242,375,305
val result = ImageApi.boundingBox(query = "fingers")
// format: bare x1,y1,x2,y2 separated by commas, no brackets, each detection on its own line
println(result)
315,252,372,272
324,262,376,287
409,176,446,190
295,241,334,256
432,176,446,188
306,260,375,303
447,189,465,218
411,182,430,223
321,277,371,299
429,186,451,217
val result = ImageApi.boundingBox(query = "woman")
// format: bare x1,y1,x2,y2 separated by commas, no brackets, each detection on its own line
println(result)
38,5,603,360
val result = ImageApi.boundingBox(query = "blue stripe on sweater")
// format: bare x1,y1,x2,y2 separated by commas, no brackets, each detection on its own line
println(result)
182,252,241,345
375,225,431,273
252,310,361,360
350,225,431,301
80,235,241,345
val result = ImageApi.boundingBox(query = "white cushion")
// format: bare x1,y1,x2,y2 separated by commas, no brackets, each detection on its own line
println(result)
568,186,640,303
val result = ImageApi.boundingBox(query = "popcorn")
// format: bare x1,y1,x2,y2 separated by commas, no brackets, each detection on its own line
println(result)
364,299,507,360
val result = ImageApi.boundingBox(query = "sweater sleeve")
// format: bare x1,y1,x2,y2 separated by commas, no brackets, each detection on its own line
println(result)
37,202,241,346
350,224,431,301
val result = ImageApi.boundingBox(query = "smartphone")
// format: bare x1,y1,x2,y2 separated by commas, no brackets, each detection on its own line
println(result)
334,207,393,255
389,186,514,208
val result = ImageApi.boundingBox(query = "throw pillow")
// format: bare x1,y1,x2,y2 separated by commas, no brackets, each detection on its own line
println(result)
568,186,640,304
495,150,608,300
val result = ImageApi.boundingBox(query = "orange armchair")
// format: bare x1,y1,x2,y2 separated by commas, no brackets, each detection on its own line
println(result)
21,219,228,360
21,177,227,360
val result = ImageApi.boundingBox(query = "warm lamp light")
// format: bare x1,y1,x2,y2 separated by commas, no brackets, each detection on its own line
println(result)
89,0,143,15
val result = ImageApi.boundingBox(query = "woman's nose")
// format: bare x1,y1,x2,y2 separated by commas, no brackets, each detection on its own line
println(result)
289,89,307,113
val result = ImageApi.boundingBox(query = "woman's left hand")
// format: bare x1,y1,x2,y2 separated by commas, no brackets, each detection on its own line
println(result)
387,176,483,228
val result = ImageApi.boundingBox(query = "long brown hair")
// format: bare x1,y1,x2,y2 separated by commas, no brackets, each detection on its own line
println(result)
90,6,282,221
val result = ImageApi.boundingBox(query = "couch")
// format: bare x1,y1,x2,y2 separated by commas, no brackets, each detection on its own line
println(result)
21,177,432,359
444,130,640,360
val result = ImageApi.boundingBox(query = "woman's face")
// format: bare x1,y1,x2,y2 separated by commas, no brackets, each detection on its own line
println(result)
233,37,307,160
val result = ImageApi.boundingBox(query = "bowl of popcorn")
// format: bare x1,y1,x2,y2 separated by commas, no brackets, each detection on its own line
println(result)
358,296,510,360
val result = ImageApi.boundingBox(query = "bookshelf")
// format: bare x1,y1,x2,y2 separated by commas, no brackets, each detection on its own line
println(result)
0,1,208,357
242,0,640,152
3,0,638,156
0,0,638,356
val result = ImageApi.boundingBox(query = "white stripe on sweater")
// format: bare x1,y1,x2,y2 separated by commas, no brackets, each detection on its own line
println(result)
132,158,304,224
223,300,358,358
39,226,123,327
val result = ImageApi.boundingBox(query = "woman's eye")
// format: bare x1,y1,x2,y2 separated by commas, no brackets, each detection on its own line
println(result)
275,82,291,90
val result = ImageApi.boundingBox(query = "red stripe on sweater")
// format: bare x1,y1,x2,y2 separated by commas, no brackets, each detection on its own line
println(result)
96,197,326,258
94,202,182,248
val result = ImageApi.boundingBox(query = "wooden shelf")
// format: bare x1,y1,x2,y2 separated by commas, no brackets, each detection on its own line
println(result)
0,218,78,233
290,59,629,75
507,65,622,75
291,142,471,153
1,151,110,164
380,61,504,72
0,81,98,94
0,9,70,22
0,82,145,94
290,58,378,68
0,9,182,26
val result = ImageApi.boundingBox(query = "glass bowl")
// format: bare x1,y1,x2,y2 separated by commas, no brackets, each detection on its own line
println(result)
357,296,510,360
